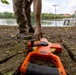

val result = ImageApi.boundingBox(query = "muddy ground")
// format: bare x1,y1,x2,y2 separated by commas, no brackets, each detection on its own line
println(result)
0,26,76,75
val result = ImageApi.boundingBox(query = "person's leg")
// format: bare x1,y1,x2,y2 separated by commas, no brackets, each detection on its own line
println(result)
13,0,28,33
33,0,42,38
13,0,33,39
24,0,34,33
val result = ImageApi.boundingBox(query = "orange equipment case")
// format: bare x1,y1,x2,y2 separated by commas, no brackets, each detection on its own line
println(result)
20,38,67,75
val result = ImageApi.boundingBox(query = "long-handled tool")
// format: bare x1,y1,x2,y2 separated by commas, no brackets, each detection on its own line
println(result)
20,38,67,75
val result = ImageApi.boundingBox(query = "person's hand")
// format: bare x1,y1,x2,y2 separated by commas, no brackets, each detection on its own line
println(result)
34,26,42,39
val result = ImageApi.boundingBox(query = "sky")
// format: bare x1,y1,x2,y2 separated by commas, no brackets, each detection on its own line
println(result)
0,0,76,14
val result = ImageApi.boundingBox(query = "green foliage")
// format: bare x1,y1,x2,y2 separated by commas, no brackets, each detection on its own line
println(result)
0,12,15,19
43,13,55,19
1,0,9,4
71,14,75,18
31,12,34,19
0,12,73,19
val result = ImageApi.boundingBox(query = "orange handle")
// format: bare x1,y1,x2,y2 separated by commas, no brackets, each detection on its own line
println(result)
20,52,66,75
20,38,67,75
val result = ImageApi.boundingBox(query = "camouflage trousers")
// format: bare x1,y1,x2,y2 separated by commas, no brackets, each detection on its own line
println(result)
13,0,32,33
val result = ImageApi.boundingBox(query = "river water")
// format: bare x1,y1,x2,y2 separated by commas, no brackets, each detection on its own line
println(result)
0,19,64,27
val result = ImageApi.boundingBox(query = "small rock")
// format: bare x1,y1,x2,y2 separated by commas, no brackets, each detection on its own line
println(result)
5,51,10,54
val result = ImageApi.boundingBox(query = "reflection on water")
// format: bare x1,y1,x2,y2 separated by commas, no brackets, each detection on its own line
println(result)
0,19,17,26
6,20,15,25
42,21,52,25
0,19,64,27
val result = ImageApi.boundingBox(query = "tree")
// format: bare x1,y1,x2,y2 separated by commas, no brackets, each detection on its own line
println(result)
0,0,9,4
